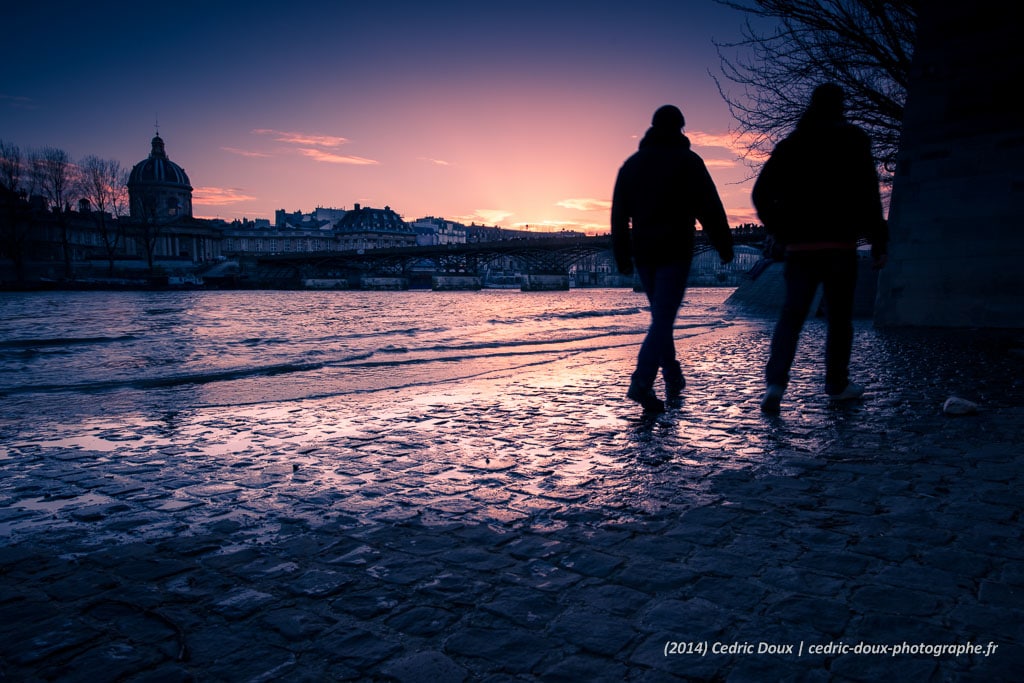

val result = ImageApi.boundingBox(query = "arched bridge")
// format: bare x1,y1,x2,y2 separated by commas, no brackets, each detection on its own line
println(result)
245,231,767,282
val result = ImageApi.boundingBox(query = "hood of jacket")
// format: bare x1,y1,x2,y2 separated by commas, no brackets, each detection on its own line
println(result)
638,127,692,150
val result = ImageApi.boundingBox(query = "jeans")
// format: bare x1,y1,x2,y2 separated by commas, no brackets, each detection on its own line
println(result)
633,262,691,390
765,249,858,394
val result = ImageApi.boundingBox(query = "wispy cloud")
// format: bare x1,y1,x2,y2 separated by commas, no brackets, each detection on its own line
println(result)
251,128,379,165
0,94,36,110
688,131,737,149
471,209,513,225
626,129,759,160
727,206,760,224
298,149,379,165
704,159,736,169
689,130,762,158
222,146,273,158
252,129,349,147
419,157,451,166
509,219,584,231
556,198,611,212
192,186,257,205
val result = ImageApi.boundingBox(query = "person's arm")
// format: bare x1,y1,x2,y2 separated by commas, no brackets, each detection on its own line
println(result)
694,160,734,264
852,128,888,267
610,167,634,274
752,145,784,236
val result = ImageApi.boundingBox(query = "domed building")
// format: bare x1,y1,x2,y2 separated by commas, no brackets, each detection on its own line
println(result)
124,134,221,267
128,135,193,223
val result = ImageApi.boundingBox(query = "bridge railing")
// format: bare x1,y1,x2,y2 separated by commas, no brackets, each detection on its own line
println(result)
245,230,768,280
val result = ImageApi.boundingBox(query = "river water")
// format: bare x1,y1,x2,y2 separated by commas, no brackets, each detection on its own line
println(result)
0,288,737,426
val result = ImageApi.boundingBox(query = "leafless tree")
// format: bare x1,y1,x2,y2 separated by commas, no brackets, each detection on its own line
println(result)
134,188,163,274
713,0,917,182
30,146,77,278
0,140,33,283
0,139,23,193
80,155,129,276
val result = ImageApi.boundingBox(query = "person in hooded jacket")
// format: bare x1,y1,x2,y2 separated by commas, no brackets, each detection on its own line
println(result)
752,83,889,413
612,104,734,414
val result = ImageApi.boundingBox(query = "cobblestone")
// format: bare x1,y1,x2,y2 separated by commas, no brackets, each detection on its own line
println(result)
1,318,1023,680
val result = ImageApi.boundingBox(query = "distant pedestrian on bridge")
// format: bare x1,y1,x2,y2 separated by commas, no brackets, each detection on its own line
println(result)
752,83,889,414
612,104,734,413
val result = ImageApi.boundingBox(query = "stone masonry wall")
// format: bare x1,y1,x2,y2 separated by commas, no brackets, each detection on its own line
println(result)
874,4,1024,328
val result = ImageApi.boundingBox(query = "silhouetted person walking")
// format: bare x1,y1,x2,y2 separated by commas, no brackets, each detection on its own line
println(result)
752,83,888,413
612,105,734,413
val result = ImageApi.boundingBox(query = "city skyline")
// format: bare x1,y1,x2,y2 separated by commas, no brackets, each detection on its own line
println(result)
3,1,763,234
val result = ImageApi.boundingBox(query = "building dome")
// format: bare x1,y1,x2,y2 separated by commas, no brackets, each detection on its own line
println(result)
129,136,192,188
128,135,193,222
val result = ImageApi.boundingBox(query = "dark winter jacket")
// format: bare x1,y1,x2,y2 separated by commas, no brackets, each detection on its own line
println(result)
611,128,734,271
752,116,888,257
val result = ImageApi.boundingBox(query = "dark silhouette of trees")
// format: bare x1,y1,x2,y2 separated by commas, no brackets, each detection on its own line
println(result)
713,0,917,181
30,146,76,278
0,139,22,192
80,155,129,276
133,187,164,274
2,142,137,282
0,140,33,283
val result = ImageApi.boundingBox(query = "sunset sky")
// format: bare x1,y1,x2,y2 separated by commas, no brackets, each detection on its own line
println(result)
2,0,764,233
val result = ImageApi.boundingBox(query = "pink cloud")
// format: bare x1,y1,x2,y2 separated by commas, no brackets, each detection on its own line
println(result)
252,129,350,147
469,209,513,225
688,130,765,159
193,186,257,205
556,198,611,212
222,147,272,158
727,206,760,225
298,149,379,165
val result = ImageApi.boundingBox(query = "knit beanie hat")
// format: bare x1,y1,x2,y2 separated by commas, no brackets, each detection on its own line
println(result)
809,83,844,117
651,105,685,130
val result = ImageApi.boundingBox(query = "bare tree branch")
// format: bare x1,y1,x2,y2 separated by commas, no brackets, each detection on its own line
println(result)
713,0,917,182
29,147,77,277
0,140,23,193
81,155,130,276
0,141,33,283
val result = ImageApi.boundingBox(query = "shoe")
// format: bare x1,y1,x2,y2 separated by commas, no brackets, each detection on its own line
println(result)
828,382,865,402
665,378,685,401
663,361,685,400
760,384,784,414
627,385,665,414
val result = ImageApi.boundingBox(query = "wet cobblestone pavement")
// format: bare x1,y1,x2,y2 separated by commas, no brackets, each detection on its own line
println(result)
2,317,1023,681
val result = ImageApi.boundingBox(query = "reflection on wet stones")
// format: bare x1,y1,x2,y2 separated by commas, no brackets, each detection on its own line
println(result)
1,320,1022,680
